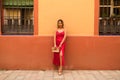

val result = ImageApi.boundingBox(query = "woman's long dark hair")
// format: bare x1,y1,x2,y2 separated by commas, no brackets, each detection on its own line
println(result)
57,19,64,28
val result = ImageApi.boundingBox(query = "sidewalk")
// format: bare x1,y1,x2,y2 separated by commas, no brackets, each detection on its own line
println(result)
0,70,120,80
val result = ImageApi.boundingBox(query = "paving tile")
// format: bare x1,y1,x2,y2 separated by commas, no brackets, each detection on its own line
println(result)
0,74,9,80
1,70,18,80
100,71,115,79
63,70,74,80
44,70,54,77
53,70,64,80
71,70,82,80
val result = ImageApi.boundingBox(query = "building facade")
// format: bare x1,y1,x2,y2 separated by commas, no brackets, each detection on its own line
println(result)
0,0,120,70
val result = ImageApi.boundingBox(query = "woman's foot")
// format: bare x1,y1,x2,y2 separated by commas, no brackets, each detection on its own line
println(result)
58,70,62,75
58,67,62,75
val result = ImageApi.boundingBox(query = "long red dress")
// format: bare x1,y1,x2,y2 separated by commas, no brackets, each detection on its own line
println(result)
53,30,65,66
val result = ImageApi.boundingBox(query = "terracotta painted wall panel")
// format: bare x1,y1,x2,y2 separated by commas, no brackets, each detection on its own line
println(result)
38,0,94,36
0,36,120,70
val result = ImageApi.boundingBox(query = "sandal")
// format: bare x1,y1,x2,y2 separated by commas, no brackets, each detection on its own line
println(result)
58,70,62,75
58,68,62,75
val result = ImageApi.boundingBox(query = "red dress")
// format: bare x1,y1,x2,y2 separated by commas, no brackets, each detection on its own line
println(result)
53,30,65,66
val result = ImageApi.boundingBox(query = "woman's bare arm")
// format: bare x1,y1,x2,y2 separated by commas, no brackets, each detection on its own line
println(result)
54,31,56,47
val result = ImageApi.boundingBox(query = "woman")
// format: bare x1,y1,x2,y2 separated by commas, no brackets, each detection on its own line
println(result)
53,19,66,75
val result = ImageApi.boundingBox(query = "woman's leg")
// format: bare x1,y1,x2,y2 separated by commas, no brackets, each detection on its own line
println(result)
58,50,63,74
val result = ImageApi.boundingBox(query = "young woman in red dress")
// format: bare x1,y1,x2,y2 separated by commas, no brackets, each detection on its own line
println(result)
53,19,66,75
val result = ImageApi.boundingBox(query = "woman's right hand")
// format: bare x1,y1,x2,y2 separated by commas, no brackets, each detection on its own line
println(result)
54,45,56,47
54,45,57,49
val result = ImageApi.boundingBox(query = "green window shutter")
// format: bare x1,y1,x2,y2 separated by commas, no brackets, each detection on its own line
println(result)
3,0,33,7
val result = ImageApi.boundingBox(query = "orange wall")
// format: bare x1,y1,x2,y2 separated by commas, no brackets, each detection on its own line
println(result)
0,19,1,35
94,0,99,35
0,0,120,70
38,0,94,36
0,36,120,70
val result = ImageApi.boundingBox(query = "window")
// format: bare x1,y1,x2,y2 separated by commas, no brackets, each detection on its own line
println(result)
100,0,111,5
1,0,34,35
114,0,120,6
99,0,120,35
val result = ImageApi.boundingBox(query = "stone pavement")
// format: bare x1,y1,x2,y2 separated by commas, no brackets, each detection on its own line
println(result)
0,70,120,80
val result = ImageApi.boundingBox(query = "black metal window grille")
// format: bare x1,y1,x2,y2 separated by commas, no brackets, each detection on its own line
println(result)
99,0,120,35
1,0,34,35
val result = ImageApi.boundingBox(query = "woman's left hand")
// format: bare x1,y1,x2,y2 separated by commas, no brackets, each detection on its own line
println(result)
58,45,61,49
